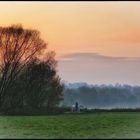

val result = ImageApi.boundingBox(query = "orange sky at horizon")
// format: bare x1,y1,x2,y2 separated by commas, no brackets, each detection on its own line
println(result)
0,2,140,59
1,2,140,85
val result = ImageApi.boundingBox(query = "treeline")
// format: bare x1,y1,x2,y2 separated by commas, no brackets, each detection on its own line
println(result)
63,83,140,109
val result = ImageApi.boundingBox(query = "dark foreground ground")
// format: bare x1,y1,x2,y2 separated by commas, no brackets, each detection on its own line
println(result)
0,112,140,139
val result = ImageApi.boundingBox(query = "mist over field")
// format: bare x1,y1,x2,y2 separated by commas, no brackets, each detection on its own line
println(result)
63,82,140,109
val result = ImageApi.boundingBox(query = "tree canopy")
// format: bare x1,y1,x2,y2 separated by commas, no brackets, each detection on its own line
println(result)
0,25,63,115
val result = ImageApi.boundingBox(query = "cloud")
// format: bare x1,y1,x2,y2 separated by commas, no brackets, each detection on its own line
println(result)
59,52,140,62
109,31,140,43
58,52,140,85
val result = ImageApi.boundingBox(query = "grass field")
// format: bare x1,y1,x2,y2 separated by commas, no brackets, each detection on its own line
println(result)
0,112,140,138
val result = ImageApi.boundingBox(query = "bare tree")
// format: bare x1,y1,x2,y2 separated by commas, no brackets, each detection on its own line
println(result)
0,24,47,106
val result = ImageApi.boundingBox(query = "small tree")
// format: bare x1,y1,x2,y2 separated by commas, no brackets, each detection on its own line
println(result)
16,52,63,114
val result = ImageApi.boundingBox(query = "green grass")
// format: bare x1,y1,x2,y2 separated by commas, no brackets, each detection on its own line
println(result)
0,112,140,138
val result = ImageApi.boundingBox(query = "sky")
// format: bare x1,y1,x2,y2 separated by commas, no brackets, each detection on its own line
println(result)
0,1,140,85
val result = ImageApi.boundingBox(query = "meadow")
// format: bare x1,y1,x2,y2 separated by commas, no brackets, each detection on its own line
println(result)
0,112,140,139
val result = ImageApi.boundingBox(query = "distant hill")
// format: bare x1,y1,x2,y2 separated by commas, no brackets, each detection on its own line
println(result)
63,82,140,109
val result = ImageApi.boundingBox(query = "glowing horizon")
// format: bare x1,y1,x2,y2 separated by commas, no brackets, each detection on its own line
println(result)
0,2,140,85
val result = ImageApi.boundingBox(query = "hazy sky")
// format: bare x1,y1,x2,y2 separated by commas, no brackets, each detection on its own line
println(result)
0,2,140,85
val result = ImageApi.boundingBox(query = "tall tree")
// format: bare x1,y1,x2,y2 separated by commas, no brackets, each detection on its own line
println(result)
0,24,47,107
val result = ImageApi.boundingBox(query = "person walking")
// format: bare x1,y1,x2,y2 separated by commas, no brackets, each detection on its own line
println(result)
75,102,79,112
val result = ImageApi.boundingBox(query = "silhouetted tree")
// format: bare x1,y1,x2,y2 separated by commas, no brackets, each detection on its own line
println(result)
0,25,63,114
0,24,47,108
20,52,63,113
